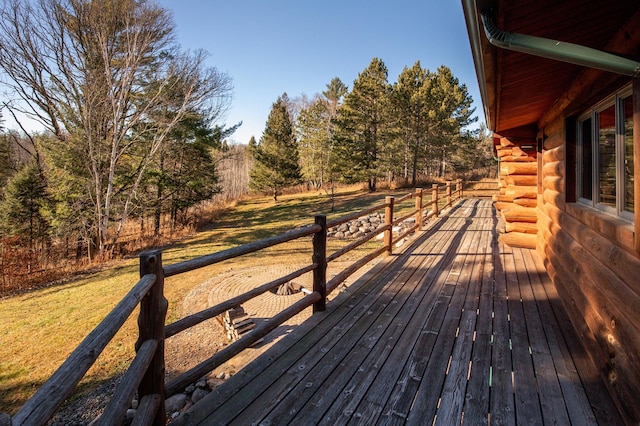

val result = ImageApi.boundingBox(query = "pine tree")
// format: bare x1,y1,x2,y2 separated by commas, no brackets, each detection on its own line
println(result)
333,58,392,192
250,94,302,201
0,161,49,268
392,61,433,185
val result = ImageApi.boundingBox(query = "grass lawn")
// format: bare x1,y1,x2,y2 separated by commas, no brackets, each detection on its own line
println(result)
0,185,421,415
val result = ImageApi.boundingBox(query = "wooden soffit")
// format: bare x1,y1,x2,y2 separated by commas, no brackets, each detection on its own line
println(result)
463,0,640,137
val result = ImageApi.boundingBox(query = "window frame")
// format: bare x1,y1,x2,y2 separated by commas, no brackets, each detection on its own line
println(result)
576,85,634,222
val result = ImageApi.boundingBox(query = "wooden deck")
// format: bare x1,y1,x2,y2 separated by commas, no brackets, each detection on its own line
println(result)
173,198,623,425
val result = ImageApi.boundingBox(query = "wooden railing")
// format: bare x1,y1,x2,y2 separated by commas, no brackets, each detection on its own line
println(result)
9,180,463,425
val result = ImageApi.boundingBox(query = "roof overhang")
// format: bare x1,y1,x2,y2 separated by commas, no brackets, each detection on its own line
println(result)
462,0,640,138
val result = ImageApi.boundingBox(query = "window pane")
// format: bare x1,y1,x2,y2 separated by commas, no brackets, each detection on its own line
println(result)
579,118,592,200
598,105,616,208
623,96,634,213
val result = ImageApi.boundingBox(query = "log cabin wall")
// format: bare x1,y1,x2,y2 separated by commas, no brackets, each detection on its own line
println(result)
537,113,640,423
493,135,538,248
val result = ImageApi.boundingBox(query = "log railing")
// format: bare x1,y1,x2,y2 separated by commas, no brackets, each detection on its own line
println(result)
8,180,463,425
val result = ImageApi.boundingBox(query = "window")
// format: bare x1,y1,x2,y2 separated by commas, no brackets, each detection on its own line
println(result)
577,86,634,221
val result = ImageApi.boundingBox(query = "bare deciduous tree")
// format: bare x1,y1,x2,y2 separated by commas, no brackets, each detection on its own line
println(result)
0,0,232,253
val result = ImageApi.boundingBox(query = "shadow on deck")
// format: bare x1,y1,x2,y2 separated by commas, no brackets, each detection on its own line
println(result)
173,198,622,425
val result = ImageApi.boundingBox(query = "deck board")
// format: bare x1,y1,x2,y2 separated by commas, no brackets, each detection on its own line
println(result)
173,198,623,425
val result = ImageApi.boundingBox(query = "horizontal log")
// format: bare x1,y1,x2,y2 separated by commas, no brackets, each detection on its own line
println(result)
511,146,537,158
12,273,157,426
499,232,536,249
497,148,513,157
542,176,564,193
542,160,564,178
549,203,640,291
545,224,640,395
539,206,640,355
492,194,515,203
566,204,635,251
505,175,537,186
500,162,537,176
499,137,515,147
165,224,322,277
493,201,514,211
500,155,537,162
165,291,322,397
505,186,537,199
543,189,565,210
539,233,610,377
505,221,538,234
502,208,537,223
543,145,565,163
513,198,538,208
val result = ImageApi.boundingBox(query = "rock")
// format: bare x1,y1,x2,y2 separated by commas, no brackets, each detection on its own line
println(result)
165,393,188,413
224,373,232,380
131,398,139,409
216,372,226,379
185,384,196,394
125,409,136,423
191,388,209,403
196,380,207,389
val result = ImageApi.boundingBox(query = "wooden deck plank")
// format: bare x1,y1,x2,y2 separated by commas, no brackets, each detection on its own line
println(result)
521,248,598,426
406,205,488,424
489,233,516,424
512,246,571,425
434,203,493,425
380,205,483,425
461,205,495,425
504,242,544,425
173,199,623,426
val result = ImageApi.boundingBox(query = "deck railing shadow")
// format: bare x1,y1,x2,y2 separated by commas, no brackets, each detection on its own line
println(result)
7,181,465,426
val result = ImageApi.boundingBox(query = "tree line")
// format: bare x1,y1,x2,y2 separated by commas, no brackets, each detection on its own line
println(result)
0,0,494,293
249,58,493,201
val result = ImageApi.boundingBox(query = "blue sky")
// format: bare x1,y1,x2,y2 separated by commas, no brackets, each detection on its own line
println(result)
156,0,483,144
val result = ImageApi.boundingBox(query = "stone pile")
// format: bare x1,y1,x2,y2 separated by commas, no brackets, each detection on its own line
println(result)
119,372,234,424
327,212,416,240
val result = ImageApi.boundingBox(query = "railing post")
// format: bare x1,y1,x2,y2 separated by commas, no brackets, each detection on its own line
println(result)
457,179,463,199
446,180,452,207
137,250,167,425
432,184,439,219
312,215,327,313
415,188,423,229
384,196,394,255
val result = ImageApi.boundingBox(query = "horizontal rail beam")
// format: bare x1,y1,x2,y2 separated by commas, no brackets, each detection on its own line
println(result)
12,273,157,425
165,264,317,338
97,339,158,425
327,245,388,294
165,291,321,396
164,224,321,277
327,224,390,263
